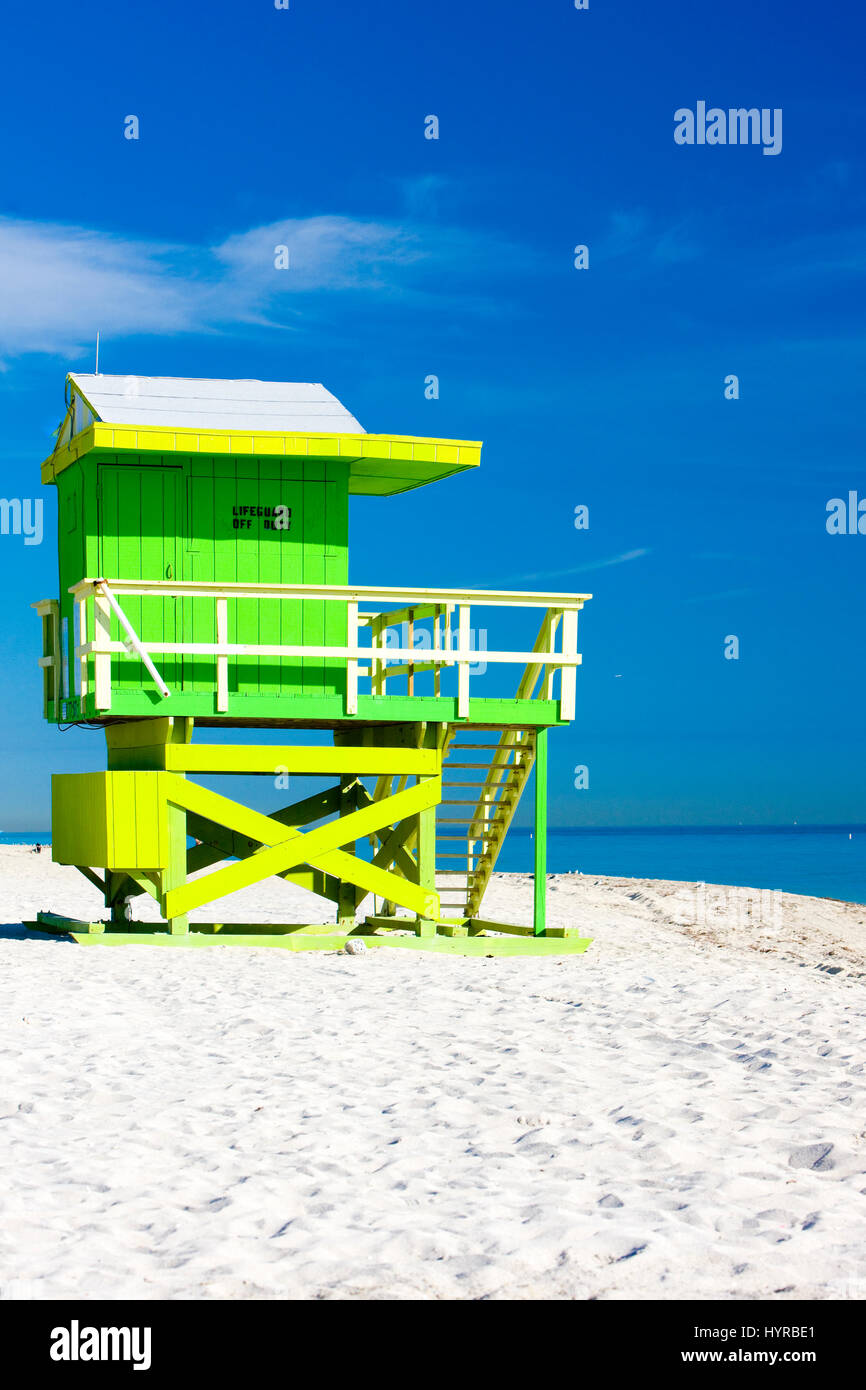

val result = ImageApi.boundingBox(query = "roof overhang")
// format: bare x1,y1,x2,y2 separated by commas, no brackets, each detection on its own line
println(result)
40,422,481,495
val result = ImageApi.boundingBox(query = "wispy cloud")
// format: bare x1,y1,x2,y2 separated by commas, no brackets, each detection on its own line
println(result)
598,210,701,266
679,586,756,605
0,212,526,360
0,218,201,357
505,548,650,583
762,225,866,283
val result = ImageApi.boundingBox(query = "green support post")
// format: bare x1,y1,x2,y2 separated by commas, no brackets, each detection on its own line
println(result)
533,728,547,936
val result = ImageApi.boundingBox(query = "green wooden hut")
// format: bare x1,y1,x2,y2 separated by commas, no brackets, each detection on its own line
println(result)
30,374,592,954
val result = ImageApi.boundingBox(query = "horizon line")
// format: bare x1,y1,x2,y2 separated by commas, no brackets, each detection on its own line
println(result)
3,823,865,838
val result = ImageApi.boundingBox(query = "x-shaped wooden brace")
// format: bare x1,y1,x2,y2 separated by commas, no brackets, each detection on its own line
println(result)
184,785,344,904
352,779,420,909
160,773,442,922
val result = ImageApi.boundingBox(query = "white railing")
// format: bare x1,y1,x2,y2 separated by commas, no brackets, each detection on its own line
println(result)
60,578,590,717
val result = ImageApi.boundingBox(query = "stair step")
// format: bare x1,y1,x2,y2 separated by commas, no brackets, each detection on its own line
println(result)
447,761,522,770
440,798,503,806
447,742,506,750
435,724,536,921
440,814,501,823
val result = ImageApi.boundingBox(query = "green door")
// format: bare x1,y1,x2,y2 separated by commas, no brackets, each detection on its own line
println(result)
97,463,182,701
183,457,346,706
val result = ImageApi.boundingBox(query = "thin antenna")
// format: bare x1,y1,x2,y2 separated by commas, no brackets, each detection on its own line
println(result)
95,332,100,374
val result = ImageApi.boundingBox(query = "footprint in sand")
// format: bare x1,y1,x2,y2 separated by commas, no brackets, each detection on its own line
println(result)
788,1143,834,1171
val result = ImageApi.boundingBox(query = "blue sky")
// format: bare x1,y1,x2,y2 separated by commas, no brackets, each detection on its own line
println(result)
1,0,864,828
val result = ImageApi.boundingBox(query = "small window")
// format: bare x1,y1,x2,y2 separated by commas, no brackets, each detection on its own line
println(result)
72,393,93,437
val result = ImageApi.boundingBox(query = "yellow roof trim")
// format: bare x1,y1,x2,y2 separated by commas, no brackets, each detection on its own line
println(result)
40,422,482,494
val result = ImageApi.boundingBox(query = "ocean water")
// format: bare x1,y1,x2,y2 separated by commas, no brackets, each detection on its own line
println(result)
496,827,866,906
4,827,866,906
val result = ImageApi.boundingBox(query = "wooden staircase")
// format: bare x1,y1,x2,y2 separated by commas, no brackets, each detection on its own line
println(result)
435,726,537,919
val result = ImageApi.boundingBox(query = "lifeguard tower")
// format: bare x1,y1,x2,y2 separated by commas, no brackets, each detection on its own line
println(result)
29,374,591,954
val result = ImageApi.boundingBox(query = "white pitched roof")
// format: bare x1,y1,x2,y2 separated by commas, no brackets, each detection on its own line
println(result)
68,374,365,434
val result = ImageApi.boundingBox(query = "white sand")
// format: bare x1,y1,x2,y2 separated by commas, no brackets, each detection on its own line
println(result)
1,843,865,1301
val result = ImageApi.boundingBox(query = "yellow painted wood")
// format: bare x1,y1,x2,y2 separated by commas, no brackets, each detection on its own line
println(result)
30,925,593,955
42,422,482,495
163,774,299,849
75,865,106,895
516,611,561,701
106,717,188,750
415,800,437,928
465,918,534,937
111,771,165,868
164,798,189,935
185,810,342,904
337,775,359,928
158,744,441,776
354,815,418,909
84,778,433,917
315,845,435,919
125,871,162,900
51,771,167,869
163,775,441,919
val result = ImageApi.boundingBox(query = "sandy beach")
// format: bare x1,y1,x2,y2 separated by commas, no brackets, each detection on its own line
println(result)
1,843,864,1301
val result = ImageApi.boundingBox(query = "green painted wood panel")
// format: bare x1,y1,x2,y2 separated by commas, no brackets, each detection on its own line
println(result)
53,451,349,717
96,461,181,700
55,461,86,715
